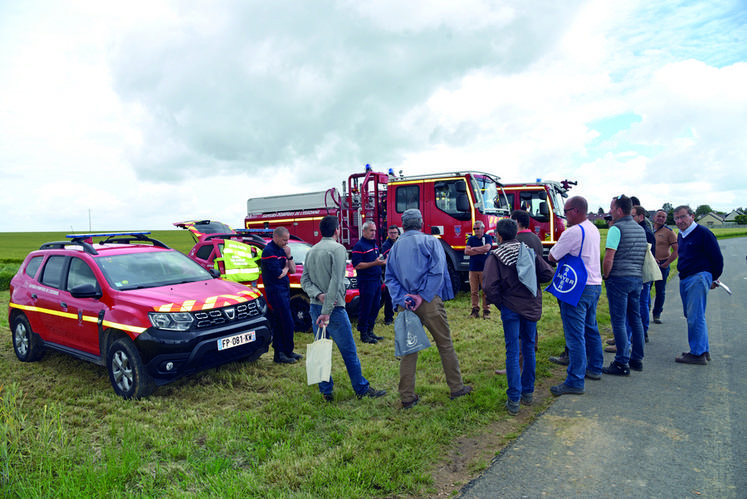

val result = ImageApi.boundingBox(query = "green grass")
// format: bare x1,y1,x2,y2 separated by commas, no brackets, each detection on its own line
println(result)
1,227,742,496
1,288,572,497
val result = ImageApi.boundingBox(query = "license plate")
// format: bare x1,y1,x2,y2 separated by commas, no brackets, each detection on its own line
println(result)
217,331,256,351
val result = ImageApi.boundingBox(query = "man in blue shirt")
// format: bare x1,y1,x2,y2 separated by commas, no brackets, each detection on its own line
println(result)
352,221,387,344
673,206,723,365
465,221,493,319
385,209,472,409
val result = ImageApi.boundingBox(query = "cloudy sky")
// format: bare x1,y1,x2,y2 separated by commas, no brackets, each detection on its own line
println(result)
1,0,745,233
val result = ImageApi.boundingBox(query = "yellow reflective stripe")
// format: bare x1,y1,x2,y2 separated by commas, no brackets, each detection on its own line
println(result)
9,303,146,334
181,300,196,311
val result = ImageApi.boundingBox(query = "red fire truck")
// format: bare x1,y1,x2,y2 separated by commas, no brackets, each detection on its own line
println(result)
501,180,575,252
245,165,512,291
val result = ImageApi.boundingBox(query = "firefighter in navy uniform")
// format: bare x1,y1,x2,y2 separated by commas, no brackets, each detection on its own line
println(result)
352,221,387,344
261,227,302,364
380,225,400,326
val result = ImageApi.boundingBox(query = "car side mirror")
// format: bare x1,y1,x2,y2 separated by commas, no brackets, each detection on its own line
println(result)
70,283,102,299
208,268,221,278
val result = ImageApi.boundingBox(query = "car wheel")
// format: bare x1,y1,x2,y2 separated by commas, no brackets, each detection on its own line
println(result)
11,315,45,362
289,293,313,333
106,338,155,399
448,263,464,294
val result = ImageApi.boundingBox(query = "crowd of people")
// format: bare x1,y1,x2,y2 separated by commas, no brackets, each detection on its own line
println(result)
265,197,724,413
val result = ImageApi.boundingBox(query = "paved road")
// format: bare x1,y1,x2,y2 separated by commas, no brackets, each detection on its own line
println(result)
459,237,747,498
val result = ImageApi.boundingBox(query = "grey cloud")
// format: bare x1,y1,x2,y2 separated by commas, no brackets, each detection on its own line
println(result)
109,0,585,182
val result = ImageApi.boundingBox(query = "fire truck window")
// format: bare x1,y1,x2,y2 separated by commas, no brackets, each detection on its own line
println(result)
395,185,420,213
40,255,67,290
434,180,470,220
499,193,514,211
67,258,99,292
520,192,550,222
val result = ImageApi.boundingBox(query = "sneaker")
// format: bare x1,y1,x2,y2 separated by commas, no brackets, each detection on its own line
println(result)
494,368,507,375
549,352,569,366
550,383,585,396
469,308,480,319
602,360,630,376
482,309,490,320
322,393,334,402
681,351,711,362
585,370,602,380
384,320,393,326
520,393,533,405
450,385,474,400
402,394,420,409
645,334,649,343
357,387,387,399
505,399,520,416
273,352,297,364
289,351,304,360
653,316,662,324
629,359,643,372
604,345,617,353
675,352,707,365
606,338,616,346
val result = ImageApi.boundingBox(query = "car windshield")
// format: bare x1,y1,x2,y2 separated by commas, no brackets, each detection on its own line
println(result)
95,250,212,290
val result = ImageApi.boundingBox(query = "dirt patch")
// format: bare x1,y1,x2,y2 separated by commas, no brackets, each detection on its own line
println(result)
425,376,561,498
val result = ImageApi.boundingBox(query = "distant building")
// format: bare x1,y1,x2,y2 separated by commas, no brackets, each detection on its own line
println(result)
698,212,725,227
724,209,745,222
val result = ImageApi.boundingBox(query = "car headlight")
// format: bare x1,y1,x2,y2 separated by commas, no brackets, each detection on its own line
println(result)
255,296,268,316
148,312,194,331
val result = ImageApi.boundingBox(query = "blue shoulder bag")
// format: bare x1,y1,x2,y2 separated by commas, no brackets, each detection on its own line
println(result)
545,225,588,306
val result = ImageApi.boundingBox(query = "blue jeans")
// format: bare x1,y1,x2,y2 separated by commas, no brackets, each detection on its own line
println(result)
606,276,644,365
652,265,670,317
310,305,370,396
356,280,382,333
626,281,651,340
679,272,712,356
559,285,603,389
500,306,536,403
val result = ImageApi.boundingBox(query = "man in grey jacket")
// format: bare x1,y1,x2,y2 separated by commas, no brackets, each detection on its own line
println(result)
301,215,386,402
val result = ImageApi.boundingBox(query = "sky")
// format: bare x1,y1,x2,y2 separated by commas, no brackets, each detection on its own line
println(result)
1,0,745,233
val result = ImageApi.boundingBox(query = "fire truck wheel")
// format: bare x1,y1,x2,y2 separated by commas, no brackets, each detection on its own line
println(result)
448,265,465,294
290,294,313,333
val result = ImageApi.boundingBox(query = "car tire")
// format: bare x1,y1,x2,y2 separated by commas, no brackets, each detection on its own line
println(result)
11,315,45,362
290,293,313,333
107,337,155,399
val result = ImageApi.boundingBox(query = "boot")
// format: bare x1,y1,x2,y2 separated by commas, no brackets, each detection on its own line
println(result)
482,309,490,320
369,329,384,341
360,332,377,344
469,308,480,319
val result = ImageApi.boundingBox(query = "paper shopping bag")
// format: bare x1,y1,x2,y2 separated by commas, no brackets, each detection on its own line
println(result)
306,327,333,385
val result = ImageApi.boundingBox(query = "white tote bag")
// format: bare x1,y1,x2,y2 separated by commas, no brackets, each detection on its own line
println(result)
642,243,662,283
306,326,333,385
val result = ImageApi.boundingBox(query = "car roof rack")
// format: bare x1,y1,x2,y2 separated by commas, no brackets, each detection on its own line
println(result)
39,232,170,256
204,232,267,245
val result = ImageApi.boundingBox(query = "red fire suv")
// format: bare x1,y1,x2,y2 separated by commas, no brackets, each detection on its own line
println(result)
175,220,360,333
8,233,272,399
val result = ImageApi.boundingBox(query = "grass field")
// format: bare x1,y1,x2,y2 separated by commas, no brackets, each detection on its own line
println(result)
0,227,742,497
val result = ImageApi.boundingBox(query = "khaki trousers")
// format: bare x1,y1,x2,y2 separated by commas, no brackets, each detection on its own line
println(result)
398,296,465,402
469,271,489,311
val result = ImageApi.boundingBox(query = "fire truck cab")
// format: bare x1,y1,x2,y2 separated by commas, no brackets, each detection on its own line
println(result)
245,166,510,292
501,180,574,253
